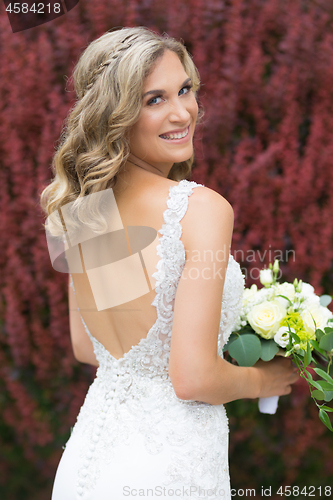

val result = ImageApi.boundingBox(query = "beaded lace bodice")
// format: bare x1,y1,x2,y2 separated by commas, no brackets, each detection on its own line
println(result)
66,179,245,499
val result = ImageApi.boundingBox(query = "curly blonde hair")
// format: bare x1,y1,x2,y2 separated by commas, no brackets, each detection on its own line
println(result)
40,26,202,239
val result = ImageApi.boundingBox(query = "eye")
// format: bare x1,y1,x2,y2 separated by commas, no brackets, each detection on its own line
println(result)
179,84,192,96
147,95,164,106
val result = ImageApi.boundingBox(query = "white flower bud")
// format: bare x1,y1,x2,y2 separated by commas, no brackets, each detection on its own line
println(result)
260,269,274,286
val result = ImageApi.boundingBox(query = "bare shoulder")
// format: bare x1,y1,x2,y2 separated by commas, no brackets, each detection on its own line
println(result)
181,183,234,249
189,183,233,215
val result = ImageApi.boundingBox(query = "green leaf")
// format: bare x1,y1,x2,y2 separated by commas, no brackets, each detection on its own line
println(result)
317,380,333,391
304,340,312,368
319,409,333,432
307,377,325,392
311,380,333,401
319,295,332,307
314,368,333,384
319,332,333,351
324,327,333,334
315,329,325,341
228,334,261,367
311,390,326,400
323,392,333,402
319,405,333,412
290,331,301,344
260,339,279,361
309,339,326,356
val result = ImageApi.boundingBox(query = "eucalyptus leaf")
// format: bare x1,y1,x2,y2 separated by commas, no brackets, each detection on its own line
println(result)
260,339,279,361
228,334,261,367
319,332,333,351
319,295,332,307
240,328,255,335
223,333,238,352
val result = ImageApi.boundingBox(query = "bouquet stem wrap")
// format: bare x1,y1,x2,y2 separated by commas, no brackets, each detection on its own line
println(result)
258,395,279,414
258,350,284,414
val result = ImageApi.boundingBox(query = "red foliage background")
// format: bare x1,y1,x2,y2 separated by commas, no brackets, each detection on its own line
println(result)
0,0,333,497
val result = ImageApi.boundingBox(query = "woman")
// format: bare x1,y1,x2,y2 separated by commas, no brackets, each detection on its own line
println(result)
40,26,299,500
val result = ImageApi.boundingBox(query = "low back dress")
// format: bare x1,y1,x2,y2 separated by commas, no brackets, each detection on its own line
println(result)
51,179,245,500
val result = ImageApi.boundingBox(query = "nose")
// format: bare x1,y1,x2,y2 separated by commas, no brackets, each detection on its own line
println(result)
168,98,191,124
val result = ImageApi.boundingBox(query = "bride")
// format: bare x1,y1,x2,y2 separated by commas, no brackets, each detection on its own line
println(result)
40,26,299,500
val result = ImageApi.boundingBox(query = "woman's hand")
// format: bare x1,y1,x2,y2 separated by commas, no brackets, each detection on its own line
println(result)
253,357,300,398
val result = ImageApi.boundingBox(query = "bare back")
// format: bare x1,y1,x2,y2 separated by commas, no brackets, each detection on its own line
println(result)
70,167,193,361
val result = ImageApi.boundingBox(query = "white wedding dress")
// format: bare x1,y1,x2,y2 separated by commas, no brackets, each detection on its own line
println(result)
51,179,245,500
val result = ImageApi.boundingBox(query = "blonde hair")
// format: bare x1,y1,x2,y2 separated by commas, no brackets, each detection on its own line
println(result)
40,26,202,239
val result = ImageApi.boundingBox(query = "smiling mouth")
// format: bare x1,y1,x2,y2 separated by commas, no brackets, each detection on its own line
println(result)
159,126,190,140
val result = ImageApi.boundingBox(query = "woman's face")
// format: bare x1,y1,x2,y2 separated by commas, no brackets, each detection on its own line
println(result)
129,50,199,175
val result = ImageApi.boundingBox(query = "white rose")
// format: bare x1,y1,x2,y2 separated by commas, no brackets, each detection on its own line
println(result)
274,282,295,308
302,295,320,308
247,299,287,339
301,306,333,334
298,283,319,306
300,282,315,297
274,326,295,348
260,269,274,286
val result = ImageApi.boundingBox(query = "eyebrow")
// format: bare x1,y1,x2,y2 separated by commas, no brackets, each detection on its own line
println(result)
143,77,192,98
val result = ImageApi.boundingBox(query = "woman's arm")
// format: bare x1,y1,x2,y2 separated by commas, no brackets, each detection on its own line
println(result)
68,275,99,367
169,187,298,404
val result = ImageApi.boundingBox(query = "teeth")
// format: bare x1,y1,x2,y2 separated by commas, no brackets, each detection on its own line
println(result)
161,127,189,140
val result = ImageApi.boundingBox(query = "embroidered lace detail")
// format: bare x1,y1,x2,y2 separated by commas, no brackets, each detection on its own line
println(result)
65,179,245,499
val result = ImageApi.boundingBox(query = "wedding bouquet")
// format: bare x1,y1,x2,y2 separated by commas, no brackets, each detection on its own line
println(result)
224,260,333,432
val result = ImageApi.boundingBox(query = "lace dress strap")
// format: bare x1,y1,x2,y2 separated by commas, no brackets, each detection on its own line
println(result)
163,179,205,226
148,179,205,342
